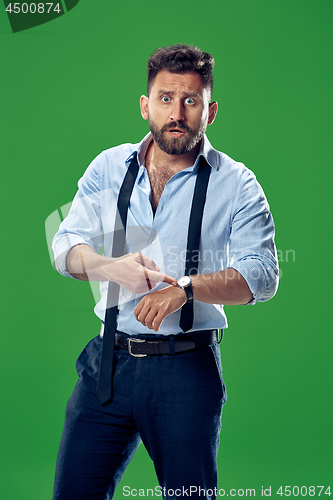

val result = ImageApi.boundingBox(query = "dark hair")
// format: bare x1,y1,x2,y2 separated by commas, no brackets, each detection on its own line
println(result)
147,44,215,96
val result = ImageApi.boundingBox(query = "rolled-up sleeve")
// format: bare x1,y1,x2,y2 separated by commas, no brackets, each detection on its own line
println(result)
229,169,279,303
52,153,104,278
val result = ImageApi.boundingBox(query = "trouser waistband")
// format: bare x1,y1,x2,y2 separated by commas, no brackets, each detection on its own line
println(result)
114,329,220,357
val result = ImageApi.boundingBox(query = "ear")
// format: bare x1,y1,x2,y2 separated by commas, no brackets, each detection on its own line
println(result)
208,101,218,125
140,95,149,120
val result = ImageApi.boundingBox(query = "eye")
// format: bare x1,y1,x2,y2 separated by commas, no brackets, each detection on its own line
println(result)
185,97,195,105
161,96,171,103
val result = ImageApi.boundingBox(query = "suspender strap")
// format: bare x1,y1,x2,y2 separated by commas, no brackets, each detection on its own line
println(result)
179,156,211,332
96,155,139,405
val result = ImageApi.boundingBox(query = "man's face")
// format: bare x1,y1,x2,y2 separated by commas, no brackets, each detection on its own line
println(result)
140,70,217,155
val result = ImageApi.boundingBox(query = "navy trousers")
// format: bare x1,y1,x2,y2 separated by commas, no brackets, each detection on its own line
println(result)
52,333,227,500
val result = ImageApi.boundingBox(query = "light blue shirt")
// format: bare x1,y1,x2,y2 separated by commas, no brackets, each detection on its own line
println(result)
52,133,279,335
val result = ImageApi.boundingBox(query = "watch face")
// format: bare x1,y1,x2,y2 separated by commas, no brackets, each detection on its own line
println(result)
178,276,191,287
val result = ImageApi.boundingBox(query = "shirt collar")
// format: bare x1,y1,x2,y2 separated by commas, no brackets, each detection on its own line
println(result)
125,132,219,171
197,134,220,170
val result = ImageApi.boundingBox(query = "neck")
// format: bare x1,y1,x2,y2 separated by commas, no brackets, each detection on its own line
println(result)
146,139,201,174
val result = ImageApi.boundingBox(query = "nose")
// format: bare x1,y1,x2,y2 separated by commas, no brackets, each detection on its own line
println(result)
169,100,185,122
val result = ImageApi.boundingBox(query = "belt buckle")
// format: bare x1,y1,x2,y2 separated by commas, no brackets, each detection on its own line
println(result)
128,337,147,358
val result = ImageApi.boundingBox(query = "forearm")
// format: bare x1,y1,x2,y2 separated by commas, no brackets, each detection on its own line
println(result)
66,244,177,293
66,244,112,281
134,268,253,332
191,268,253,305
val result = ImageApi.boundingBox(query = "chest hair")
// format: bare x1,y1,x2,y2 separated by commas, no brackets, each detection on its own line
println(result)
147,164,175,214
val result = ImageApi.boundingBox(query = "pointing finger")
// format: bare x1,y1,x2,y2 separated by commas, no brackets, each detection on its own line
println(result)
161,274,177,286
145,270,177,287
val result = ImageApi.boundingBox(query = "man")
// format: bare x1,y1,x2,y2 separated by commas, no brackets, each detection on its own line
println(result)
52,44,279,500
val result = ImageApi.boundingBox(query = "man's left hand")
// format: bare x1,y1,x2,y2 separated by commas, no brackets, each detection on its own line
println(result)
134,285,186,332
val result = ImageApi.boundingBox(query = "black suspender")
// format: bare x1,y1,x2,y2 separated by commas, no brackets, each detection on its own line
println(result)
96,156,139,405
97,154,211,405
179,156,211,332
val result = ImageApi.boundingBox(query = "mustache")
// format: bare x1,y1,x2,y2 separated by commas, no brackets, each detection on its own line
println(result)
161,122,192,133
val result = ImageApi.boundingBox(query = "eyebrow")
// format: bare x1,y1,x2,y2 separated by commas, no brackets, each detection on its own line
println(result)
157,90,202,99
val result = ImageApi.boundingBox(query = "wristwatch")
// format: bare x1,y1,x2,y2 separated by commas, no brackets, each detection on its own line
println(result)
176,276,193,303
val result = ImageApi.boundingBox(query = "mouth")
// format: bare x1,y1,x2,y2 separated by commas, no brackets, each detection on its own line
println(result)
166,128,186,137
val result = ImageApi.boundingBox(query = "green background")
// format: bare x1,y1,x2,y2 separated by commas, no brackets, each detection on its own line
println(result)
1,0,332,498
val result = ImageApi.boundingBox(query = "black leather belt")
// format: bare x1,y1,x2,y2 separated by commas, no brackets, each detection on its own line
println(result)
115,329,219,358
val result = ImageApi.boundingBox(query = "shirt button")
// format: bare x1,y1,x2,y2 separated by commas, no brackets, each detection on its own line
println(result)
161,206,165,212
147,211,151,216
151,239,157,245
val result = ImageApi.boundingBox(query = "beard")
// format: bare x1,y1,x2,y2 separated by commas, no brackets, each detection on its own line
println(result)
148,115,207,155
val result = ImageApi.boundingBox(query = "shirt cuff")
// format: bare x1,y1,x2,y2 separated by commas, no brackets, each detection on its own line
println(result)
230,258,279,304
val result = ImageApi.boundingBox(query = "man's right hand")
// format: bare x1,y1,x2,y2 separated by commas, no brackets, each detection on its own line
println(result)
110,252,177,294
66,244,176,294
